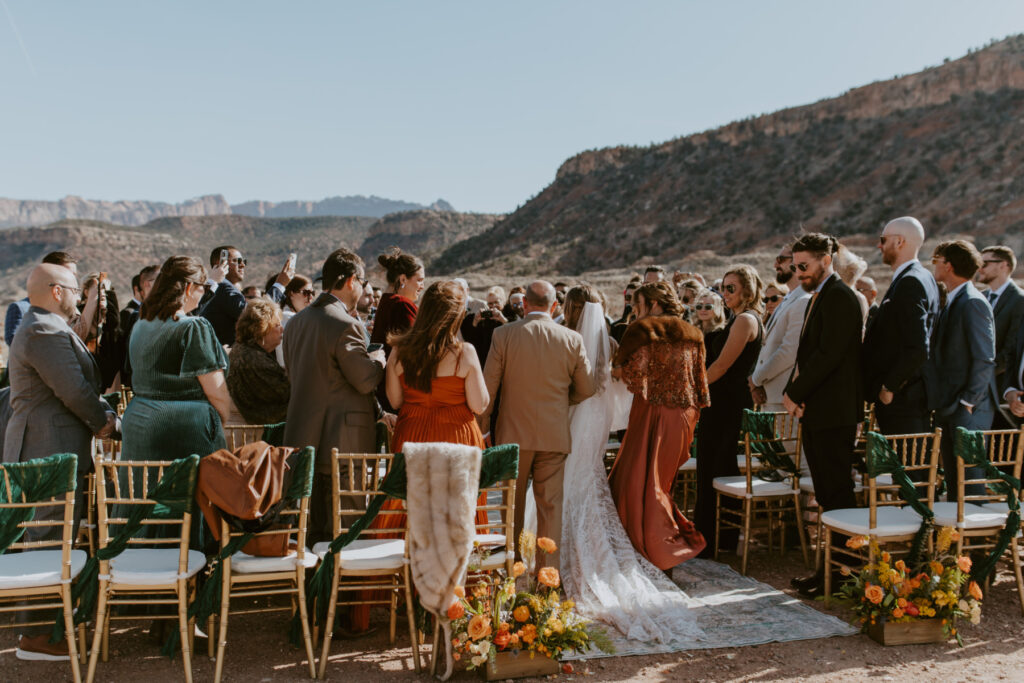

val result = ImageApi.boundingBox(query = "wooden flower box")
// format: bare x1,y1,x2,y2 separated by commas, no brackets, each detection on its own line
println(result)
483,650,560,680
867,618,947,645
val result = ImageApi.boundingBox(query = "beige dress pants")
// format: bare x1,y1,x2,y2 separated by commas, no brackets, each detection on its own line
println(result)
513,449,567,570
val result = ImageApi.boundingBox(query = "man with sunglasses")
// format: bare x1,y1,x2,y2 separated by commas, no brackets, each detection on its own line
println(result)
201,245,249,345
783,233,863,598
750,242,812,414
862,217,940,436
977,246,1024,428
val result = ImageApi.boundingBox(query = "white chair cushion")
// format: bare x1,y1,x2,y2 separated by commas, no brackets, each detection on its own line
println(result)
230,547,318,574
820,506,922,536
109,548,206,585
479,551,509,569
931,502,1009,529
312,538,406,571
713,475,793,498
736,456,762,469
0,549,88,589
474,533,506,547
679,459,697,472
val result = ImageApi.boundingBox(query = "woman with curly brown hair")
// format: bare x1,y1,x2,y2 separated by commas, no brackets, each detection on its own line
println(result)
694,264,764,556
608,281,710,569
371,248,424,410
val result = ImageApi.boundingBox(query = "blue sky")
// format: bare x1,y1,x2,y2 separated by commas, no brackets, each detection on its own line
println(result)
1,2,1022,213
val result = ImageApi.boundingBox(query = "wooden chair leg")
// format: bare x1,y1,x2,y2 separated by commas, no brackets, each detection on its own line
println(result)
713,493,722,561
429,619,441,677
389,573,398,645
62,583,83,683
207,615,216,659
86,585,109,683
740,498,752,576
213,570,231,683
101,601,110,662
1011,537,1024,618
814,506,823,571
317,566,342,679
823,528,833,607
296,569,317,679
403,565,420,673
177,579,194,683
78,622,87,668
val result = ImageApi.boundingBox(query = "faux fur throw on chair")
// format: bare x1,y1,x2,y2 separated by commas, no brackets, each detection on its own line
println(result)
404,441,482,681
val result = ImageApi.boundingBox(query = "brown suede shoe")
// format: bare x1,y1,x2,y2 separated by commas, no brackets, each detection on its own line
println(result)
16,634,70,661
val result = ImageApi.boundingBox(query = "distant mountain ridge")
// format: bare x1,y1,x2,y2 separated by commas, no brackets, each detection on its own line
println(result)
0,194,455,228
434,35,1024,274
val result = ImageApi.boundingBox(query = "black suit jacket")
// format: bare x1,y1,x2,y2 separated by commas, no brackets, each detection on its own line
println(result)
861,261,939,409
999,321,1024,404
993,281,1024,377
201,280,246,346
784,274,864,430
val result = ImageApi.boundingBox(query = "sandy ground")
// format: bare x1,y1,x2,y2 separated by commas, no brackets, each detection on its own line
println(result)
2,546,1022,683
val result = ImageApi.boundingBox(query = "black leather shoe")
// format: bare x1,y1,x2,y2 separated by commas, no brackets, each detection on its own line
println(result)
797,572,843,599
790,572,821,590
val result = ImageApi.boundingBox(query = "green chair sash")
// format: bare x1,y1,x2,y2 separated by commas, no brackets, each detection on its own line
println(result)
741,410,798,475
954,427,1022,583
0,453,77,554
865,431,934,564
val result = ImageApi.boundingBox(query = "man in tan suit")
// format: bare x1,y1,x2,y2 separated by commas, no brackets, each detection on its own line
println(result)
282,247,385,546
482,280,595,569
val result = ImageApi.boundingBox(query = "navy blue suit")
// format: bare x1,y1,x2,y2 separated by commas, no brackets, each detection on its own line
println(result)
924,281,996,498
991,282,1024,427
999,320,1024,427
201,280,246,346
862,261,940,434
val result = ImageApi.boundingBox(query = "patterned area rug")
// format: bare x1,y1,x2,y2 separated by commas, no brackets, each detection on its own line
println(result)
565,559,858,660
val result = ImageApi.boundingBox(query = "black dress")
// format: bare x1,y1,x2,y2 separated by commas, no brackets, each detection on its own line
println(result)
694,313,763,554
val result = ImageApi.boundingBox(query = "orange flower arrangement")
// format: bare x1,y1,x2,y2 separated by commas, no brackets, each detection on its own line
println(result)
864,583,884,605
467,614,492,641
447,601,465,619
513,605,531,622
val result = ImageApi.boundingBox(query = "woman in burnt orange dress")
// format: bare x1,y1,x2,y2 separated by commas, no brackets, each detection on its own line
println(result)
608,281,710,569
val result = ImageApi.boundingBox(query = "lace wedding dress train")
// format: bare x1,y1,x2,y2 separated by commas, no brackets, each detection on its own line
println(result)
546,302,705,644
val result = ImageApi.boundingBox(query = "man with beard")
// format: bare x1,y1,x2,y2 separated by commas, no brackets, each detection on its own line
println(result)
862,217,940,436
750,242,812,413
783,233,863,598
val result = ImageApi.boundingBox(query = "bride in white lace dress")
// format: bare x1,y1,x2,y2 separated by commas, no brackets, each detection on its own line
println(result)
529,289,705,645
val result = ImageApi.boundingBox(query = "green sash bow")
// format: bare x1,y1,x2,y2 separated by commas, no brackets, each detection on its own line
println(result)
865,432,934,564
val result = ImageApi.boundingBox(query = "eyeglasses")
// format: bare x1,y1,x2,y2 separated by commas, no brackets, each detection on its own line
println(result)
230,257,247,265
723,284,738,294
763,295,781,303
300,288,315,297
789,262,811,273
48,282,81,295
694,304,714,311
982,259,1004,266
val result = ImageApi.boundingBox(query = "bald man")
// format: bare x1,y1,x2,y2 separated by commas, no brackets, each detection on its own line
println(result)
862,217,940,435
4,264,115,659
482,280,595,571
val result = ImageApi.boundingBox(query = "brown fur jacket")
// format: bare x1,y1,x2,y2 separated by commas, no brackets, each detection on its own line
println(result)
614,316,710,409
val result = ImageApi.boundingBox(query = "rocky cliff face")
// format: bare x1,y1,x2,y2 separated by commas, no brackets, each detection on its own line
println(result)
359,210,500,266
0,194,455,227
435,35,1024,275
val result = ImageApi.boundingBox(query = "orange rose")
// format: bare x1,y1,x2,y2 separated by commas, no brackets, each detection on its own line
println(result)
493,630,511,650
537,537,558,554
957,556,972,573
537,566,560,588
892,607,904,619
845,535,869,549
507,633,520,648
447,601,465,620
968,581,983,601
513,605,531,622
864,583,885,605
512,561,526,577
895,560,907,573
454,585,466,598
467,614,492,641
520,623,538,644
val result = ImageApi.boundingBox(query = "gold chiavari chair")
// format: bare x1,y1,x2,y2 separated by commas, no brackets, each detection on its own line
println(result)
222,424,273,451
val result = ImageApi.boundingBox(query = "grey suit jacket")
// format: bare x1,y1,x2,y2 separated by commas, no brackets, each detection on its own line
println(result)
482,312,595,454
751,287,811,406
923,282,997,418
3,307,110,467
282,293,384,472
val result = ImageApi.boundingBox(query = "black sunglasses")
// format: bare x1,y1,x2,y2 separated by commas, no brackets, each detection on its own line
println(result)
230,257,247,266
763,295,781,303
789,262,811,273
694,303,714,311
724,284,738,294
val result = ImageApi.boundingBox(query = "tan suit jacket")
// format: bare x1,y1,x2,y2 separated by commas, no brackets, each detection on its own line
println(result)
282,293,383,472
482,312,595,453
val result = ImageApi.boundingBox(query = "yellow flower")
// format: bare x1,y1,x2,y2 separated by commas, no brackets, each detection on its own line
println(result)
519,531,537,563
520,623,538,644
957,555,972,573
537,566,560,588
561,599,575,610
864,583,885,605
467,614,492,641
929,561,944,576
513,605,531,623
537,537,558,554
512,561,526,577
968,581,983,601
546,616,564,634
937,526,954,553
